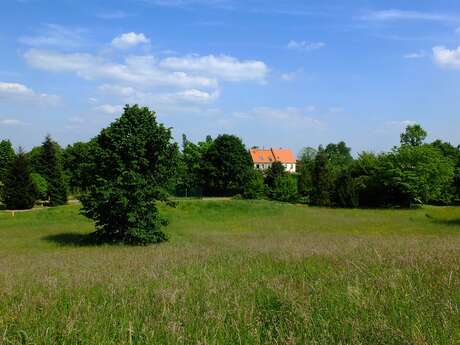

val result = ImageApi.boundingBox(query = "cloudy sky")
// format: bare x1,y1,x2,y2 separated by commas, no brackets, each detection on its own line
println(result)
1,0,460,154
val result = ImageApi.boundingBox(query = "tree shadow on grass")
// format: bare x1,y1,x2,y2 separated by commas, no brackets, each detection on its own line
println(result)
426,214,460,227
432,219,460,227
42,232,100,247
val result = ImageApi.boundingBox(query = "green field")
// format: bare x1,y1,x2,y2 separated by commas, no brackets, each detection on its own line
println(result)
1,200,460,344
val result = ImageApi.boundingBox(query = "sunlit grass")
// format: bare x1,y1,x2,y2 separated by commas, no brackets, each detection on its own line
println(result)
1,200,460,344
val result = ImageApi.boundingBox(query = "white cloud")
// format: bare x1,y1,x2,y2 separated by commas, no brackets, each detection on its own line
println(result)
361,10,455,22
174,89,220,103
379,120,416,134
287,40,325,52
68,116,85,124
25,49,268,88
0,118,26,126
404,50,426,59
24,47,268,115
98,84,136,97
19,24,85,48
111,32,150,49
94,104,123,115
24,49,217,88
433,46,460,69
0,82,30,94
281,68,304,81
99,84,220,105
387,120,416,127
0,82,60,105
160,55,268,82
328,107,344,114
281,73,296,81
233,106,323,128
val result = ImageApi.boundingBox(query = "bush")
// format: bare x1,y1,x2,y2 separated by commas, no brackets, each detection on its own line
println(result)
270,174,299,203
80,105,179,245
243,169,265,199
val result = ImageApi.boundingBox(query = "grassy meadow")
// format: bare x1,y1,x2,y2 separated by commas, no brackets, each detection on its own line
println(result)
1,200,460,344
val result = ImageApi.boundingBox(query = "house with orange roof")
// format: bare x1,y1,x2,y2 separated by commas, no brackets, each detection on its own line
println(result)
249,147,297,173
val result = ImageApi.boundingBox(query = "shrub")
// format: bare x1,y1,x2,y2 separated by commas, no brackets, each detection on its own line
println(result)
243,169,265,199
270,174,299,203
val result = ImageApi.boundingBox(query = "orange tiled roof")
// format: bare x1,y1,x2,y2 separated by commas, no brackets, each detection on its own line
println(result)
271,148,296,164
250,149,274,164
250,148,296,164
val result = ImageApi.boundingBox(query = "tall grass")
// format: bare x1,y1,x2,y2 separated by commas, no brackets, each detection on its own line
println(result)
1,200,460,344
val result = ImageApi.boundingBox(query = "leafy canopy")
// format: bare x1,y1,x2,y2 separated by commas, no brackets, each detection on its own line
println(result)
200,134,252,196
400,124,427,147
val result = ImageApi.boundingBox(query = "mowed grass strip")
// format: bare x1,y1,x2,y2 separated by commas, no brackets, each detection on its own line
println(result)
1,200,460,344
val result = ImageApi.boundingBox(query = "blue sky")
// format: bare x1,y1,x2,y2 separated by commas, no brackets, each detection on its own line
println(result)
1,0,460,155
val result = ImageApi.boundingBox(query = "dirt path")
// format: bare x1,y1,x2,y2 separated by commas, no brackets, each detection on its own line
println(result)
1,199,80,215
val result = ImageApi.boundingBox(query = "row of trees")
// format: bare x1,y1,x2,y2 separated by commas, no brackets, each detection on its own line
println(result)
1,105,459,244
297,125,460,208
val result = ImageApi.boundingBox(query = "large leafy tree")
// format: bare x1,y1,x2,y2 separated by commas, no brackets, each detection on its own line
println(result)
80,105,179,245
176,134,212,197
200,134,252,196
349,152,389,207
400,124,427,147
37,135,67,206
429,140,460,201
3,150,36,210
325,141,353,169
352,147,455,208
388,145,455,206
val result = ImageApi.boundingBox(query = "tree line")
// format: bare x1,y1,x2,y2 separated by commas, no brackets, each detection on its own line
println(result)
0,105,459,244
174,123,460,208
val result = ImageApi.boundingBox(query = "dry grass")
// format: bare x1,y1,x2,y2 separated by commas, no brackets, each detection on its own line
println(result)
1,200,460,344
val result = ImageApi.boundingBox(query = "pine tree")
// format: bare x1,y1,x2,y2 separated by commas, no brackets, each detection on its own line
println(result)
38,135,67,206
3,149,36,210
0,140,15,181
0,139,15,201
